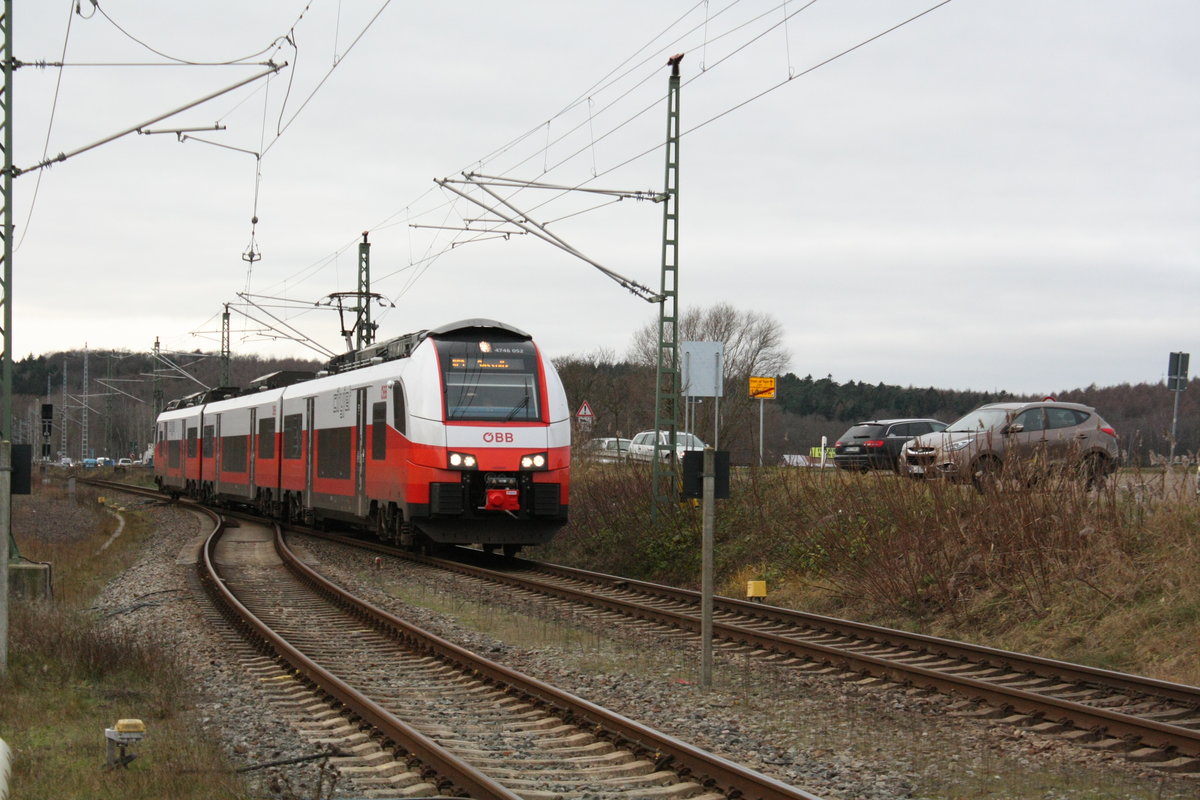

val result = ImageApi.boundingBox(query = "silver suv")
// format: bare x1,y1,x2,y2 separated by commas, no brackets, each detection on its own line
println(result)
900,401,1119,489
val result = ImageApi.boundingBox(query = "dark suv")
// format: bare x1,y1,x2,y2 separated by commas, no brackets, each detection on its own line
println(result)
834,418,947,472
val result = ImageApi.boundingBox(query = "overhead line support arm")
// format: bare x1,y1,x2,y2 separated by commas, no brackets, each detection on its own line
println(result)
13,62,285,177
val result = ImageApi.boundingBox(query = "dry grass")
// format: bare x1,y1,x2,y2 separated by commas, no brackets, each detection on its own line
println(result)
1,481,252,800
548,461,1200,685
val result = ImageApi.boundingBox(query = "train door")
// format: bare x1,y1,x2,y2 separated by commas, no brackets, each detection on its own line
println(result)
212,413,222,497
249,408,258,492
304,397,315,512
355,387,368,518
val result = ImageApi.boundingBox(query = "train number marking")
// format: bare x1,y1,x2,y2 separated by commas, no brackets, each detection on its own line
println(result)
332,388,351,420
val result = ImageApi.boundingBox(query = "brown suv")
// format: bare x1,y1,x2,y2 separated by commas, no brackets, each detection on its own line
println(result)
900,401,1119,489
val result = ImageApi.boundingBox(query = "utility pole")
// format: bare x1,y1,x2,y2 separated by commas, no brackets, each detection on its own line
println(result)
1168,351,1189,466
104,352,112,457
60,358,67,459
81,344,89,460
651,54,684,512
152,337,163,418
1,0,11,676
220,304,232,386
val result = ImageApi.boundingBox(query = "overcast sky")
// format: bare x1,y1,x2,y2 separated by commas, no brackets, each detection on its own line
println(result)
14,0,1200,396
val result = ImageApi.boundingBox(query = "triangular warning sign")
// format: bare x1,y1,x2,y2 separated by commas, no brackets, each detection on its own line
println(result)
576,401,594,418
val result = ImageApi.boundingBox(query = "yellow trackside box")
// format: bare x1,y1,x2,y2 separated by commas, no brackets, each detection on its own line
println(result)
115,719,145,734
746,580,767,599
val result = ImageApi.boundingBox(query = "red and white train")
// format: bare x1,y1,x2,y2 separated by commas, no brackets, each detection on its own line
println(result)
153,319,571,553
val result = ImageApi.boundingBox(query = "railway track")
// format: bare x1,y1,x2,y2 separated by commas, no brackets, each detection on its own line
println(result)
142,488,824,798
86,478,1200,781
303,530,1200,776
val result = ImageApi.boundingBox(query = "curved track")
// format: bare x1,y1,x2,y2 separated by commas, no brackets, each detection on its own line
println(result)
91,480,823,798
88,478,1200,778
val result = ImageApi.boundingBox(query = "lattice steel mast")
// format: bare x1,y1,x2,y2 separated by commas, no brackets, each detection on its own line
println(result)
1,0,11,441
651,54,684,509
357,232,375,351
220,304,232,386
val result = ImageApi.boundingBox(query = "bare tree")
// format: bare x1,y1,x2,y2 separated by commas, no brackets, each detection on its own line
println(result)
627,303,790,462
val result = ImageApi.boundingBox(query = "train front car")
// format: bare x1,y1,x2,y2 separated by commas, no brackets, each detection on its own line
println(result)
387,320,570,553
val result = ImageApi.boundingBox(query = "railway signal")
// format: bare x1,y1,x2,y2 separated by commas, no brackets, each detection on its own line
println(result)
1168,351,1189,465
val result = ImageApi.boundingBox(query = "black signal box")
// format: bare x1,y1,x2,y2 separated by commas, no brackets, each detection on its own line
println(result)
12,444,31,495
682,450,730,499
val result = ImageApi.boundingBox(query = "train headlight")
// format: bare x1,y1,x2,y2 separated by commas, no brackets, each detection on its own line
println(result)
448,451,477,469
519,452,548,470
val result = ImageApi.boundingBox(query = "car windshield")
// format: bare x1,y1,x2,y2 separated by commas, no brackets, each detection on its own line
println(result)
946,407,1011,433
672,433,704,448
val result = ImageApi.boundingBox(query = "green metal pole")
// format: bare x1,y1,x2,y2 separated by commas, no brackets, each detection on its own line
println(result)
220,304,231,386
651,54,683,514
1,0,12,441
1,0,11,677
357,232,373,351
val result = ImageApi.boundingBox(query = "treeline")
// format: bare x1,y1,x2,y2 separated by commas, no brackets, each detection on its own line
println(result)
555,362,1200,466
15,334,1200,467
14,348,322,460
776,373,1016,424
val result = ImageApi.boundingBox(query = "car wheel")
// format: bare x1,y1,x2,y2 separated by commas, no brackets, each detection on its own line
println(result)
1080,454,1109,491
972,456,1002,494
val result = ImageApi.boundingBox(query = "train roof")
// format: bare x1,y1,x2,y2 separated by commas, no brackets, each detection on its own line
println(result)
427,318,531,340
160,320,536,407
324,318,532,374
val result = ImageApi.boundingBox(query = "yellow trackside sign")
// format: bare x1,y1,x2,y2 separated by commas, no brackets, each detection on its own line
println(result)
749,376,776,399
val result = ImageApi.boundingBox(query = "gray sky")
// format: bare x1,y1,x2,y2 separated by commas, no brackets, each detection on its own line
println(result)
14,0,1200,396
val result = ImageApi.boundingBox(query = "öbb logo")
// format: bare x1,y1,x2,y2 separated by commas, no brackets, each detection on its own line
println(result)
482,431,514,443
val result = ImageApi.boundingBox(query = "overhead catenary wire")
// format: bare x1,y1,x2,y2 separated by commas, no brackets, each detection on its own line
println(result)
34,1,960,361
15,0,76,253
87,0,294,66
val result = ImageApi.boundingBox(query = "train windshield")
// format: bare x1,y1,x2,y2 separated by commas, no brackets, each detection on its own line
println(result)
436,338,541,422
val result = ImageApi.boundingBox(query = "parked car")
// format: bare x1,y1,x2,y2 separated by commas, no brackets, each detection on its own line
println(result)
900,400,1119,489
117,458,133,467
82,458,98,469
580,437,631,463
628,429,706,462
834,418,947,472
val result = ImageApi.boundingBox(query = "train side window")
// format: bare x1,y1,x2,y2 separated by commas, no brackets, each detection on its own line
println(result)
202,425,215,457
371,402,386,460
317,427,352,479
222,435,247,473
391,385,407,436
186,426,198,458
283,413,303,459
258,417,276,459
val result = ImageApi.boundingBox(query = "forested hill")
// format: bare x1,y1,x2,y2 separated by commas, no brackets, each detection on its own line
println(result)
776,373,1017,423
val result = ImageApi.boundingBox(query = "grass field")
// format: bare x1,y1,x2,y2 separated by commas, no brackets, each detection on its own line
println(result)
1,479,251,800
545,461,1200,686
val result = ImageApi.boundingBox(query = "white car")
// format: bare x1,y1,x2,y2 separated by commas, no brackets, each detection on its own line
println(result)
627,429,706,462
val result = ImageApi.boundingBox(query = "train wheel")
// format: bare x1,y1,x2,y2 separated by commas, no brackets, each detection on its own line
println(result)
502,544,521,558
